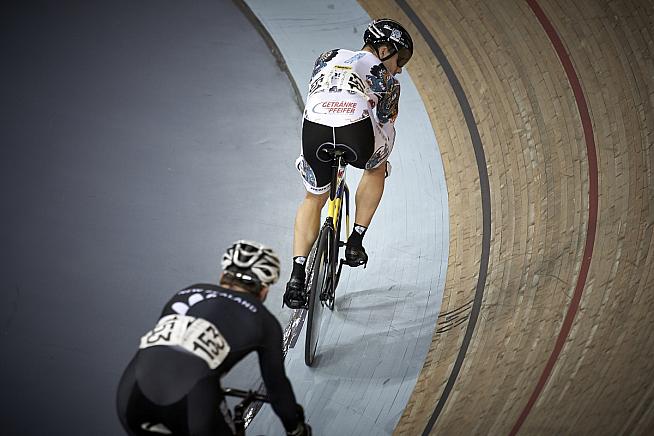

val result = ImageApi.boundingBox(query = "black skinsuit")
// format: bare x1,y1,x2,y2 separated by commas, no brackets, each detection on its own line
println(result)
116,284,301,435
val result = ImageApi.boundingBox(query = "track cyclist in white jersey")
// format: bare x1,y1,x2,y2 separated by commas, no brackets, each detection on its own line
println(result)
283,19,414,309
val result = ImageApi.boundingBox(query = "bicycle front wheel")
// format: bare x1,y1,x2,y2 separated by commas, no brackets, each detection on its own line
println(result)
305,225,332,366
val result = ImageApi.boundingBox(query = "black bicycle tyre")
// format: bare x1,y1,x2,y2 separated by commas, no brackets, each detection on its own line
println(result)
304,225,332,366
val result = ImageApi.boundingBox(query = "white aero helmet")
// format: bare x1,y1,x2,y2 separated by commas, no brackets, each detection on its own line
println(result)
221,240,281,287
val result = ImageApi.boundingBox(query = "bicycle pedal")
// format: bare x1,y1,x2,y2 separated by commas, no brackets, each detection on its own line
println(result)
343,256,366,267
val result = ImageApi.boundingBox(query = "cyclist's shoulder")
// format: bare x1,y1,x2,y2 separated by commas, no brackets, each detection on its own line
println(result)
338,49,379,64
255,305,283,341
258,303,282,327
314,48,375,63
313,48,339,63
177,283,222,293
164,283,219,302
166,283,213,300
166,284,264,313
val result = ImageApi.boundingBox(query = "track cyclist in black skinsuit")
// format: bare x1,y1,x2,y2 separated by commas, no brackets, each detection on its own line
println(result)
116,240,311,436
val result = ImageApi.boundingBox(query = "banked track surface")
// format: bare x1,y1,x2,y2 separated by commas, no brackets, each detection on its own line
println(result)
359,0,654,434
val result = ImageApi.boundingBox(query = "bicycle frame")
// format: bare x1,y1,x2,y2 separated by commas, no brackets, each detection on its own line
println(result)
326,153,350,238
304,149,352,365
320,150,351,307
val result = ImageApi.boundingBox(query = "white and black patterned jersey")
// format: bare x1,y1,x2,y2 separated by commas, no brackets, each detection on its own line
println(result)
304,49,400,151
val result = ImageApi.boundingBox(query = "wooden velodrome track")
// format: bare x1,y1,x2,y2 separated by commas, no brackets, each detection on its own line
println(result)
357,0,654,435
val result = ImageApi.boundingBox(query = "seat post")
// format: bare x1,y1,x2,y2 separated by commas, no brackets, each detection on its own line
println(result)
329,154,339,201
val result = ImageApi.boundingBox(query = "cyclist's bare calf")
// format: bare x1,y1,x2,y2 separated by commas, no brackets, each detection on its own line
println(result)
354,164,386,227
293,191,330,258
283,191,329,308
292,164,384,261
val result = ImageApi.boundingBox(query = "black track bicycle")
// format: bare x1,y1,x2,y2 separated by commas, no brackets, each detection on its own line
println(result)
303,145,357,366
222,388,269,436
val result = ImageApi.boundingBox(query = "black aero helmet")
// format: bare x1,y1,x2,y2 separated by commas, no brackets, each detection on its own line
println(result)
363,18,413,67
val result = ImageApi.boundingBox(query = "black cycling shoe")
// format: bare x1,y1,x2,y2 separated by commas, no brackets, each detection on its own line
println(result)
283,277,307,309
344,243,368,267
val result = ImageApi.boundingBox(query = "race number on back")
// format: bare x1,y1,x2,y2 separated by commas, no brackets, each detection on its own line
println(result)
139,314,231,369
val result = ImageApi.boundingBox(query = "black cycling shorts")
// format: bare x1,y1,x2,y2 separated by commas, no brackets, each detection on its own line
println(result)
298,117,374,193
116,348,235,436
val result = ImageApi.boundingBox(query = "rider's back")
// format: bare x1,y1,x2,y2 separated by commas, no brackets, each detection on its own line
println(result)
159,283,273,373
304,48,400,155
132,283,299,430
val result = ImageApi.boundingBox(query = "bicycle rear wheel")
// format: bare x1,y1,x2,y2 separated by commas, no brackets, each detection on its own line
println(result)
305,225,332,366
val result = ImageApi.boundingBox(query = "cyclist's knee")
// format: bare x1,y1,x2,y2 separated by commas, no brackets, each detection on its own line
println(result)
364,163,387,178
304,190,329,205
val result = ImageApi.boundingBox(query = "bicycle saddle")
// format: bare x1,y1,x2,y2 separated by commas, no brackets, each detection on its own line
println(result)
316,143,358,164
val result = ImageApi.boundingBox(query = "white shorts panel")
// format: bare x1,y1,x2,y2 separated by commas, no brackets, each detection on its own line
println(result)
296,155,330,195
